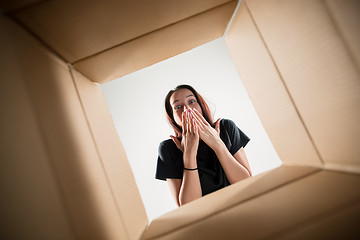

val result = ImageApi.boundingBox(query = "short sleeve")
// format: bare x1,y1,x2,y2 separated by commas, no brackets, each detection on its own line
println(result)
221,119,250,155
155,140,183,181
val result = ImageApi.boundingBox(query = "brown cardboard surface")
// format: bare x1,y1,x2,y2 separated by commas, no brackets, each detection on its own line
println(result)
270,201,360,239
73,1,237,84
142,165,320,239
0,0,44,12
1,16,129,239
0,16,74,240
325,0,360,71
144,170,360,239
71,68,148,240
13,0,233,62
225,3,322,167
246,0,360,170
3,0,360,239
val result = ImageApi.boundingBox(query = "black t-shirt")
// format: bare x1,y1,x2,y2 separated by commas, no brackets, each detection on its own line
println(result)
155,119,250,196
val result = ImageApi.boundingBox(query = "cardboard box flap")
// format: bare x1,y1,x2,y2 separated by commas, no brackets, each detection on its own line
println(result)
13,0,235,62
144,169,360,239
246,0,360,171
225,2,323,168
143,165,319,239
73,1,237,84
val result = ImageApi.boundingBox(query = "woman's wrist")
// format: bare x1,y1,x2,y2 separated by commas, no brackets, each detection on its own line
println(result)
183,155,197,169
183,148,197,159
184,164,198,169
184,167,198,171
211,140,227,154
183,160,197,169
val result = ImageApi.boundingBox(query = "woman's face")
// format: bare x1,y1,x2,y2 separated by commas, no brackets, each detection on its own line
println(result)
170,88,203,127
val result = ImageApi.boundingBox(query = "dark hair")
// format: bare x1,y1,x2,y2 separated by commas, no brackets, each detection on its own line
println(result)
165,85,214,137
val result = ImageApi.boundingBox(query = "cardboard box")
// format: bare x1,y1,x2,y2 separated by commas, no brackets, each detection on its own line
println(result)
1,0,359,239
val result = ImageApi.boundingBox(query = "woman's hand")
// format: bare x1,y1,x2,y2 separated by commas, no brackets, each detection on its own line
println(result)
191,108,222,150
170,136,183,152
181,110,199,164
171,109,200,155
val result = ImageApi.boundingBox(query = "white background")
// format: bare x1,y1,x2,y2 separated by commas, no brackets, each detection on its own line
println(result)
100,38,282,222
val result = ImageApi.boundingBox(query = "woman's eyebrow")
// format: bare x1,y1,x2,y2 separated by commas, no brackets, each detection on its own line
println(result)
172,94,194,105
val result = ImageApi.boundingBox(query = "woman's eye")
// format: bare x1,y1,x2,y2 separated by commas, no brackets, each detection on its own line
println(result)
174,105,181,110
189,99,195,104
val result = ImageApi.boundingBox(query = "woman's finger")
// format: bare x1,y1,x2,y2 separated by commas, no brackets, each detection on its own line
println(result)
185,110,190,133
193,118,199,135
182,111,187,133
187,110,192,133
192,108,209,125
191,109,205,129
170,135,182,151
192,113,203,130
215,118,221,133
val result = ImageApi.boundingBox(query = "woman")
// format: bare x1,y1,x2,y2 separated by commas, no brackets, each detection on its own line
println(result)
156,85,252,206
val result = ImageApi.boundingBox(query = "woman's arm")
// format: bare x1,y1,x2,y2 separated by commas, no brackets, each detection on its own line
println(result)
180,161,202,205
167,168,202,206
167,148,250,206
167,179,181,206
191,109,251,184
168,110,202,206
213,144,251,184
234,147,252,177
168,164,202,206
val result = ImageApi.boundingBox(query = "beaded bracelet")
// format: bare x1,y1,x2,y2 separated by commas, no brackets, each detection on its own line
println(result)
184,167,198,171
